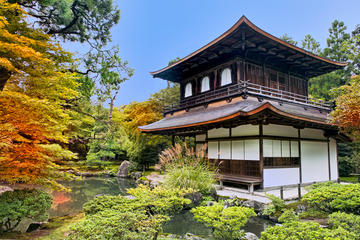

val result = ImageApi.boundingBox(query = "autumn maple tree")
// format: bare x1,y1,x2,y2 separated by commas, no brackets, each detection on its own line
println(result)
0,0,78,189
331,75,360,138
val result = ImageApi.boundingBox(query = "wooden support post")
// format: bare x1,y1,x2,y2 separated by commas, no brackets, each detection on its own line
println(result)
298,184,302,199
172,135,175,146
280,186,284,200
249,184,254,195
327,137,331,181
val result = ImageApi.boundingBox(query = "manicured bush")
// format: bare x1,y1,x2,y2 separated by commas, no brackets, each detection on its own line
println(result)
191,203,256,240
263,194,286,217
67,185,192,240
302,182,360,214
159,143,216,194
0,189,53,232
329,212,360,238
260,211,356,240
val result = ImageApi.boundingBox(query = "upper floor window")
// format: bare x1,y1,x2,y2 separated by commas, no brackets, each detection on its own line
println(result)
221,68,232,86
201,76,210,92
184,82,192,98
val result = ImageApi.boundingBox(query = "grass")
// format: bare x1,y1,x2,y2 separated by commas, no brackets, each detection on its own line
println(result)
340,176,359,183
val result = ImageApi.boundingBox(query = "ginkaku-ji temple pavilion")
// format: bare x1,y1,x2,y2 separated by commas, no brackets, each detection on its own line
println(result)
139,16,349,191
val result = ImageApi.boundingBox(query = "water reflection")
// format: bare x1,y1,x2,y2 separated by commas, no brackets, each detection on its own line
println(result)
163,210,274,238
50,177,135,217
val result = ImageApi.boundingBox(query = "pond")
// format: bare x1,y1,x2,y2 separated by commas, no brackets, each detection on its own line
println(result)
50,177,273,238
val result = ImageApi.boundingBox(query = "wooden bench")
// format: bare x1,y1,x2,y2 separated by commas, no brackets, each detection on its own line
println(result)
217,174,262,194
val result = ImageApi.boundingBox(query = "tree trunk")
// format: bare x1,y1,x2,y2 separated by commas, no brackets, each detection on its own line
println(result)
0,67,11,91
109,97,114,125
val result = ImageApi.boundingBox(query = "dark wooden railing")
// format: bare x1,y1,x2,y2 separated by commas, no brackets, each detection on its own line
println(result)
164,80,332,114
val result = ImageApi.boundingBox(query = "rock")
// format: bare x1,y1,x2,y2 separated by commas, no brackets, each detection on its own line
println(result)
207,201,216,206
167,234,182,239
185,192,202,207
244,232,259,240
135,177,150,186
13,217,35,233
130,171,142,180
117,161,130,178
184,232,205,240
297,204,307,214
242,200,256,208
254,201,266,213
0,185,13,195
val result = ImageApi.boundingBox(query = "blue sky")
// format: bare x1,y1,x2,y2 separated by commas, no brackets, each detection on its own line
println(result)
75,0,360,107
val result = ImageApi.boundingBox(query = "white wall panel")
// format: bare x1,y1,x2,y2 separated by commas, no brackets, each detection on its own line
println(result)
263,140,273,157
232,124,259,136
263,124,298,137
282,141,290,157
301,128,326,140
208,128,229,138
329,138,338,180
273,140,281,157
245,139,259,160
291,141,299,157
208,141,218,159
219,141,231,159
264,168,300,188
301,141,329,183
195,134,206,142
232,140,244,160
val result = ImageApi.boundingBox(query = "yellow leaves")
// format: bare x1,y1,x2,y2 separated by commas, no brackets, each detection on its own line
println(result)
0,57,16,72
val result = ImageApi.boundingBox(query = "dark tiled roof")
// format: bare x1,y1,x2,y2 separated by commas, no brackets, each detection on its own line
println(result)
139,99,330,132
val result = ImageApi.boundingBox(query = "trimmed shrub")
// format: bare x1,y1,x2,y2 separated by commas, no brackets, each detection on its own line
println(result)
302,182,360,214
0,189,53,232
329,212,360,238
191,203,256,240
67,185,192,240
263,194,286,217
260,211,356,240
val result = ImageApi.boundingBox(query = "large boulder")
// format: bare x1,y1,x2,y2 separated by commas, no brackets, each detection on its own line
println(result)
244,232,259,240
117,161,130,178
184,232,205,240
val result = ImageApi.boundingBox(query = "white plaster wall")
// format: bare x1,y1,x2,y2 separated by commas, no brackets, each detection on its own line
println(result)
263,124,298,137
232,124,259,136
329,138,338,180
195,134,206,142
301,141,329,183
208,128,229,138
263,140,273,157
232,140,244,160
301,128,326,140
264,168,300,188
245,139,259,160
219,141,231,159
208,141,218,159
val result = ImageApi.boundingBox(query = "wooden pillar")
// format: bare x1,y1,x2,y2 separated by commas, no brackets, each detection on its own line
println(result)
259,123,264,186
237,60,241,83
298,129,302,184
171,135,175,147
213,69,217,90
327,137,331,181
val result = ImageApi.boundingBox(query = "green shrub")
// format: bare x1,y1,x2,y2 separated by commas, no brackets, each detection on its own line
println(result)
263,194,286,217
299,209,329,219
191,203,256,240
260,211,356,240
68,185,192,240
302,183,360,214
0,189,53,232
159,143,216,194
329,212,360,238
67,209,168,240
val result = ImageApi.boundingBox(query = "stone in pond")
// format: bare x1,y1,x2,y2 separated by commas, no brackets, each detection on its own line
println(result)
244,232,259,240
184,232,205,240
117,161,130,177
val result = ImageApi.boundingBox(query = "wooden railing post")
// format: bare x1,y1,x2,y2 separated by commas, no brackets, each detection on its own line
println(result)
280,186,284,200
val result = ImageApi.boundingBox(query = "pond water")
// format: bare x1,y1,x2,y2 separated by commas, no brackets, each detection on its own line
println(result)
50,177,273,238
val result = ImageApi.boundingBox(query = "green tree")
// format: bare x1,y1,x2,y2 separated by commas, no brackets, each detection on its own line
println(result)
280,33,298,46
301,34,321,54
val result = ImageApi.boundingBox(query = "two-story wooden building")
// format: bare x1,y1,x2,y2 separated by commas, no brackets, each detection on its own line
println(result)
139,16,348,191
